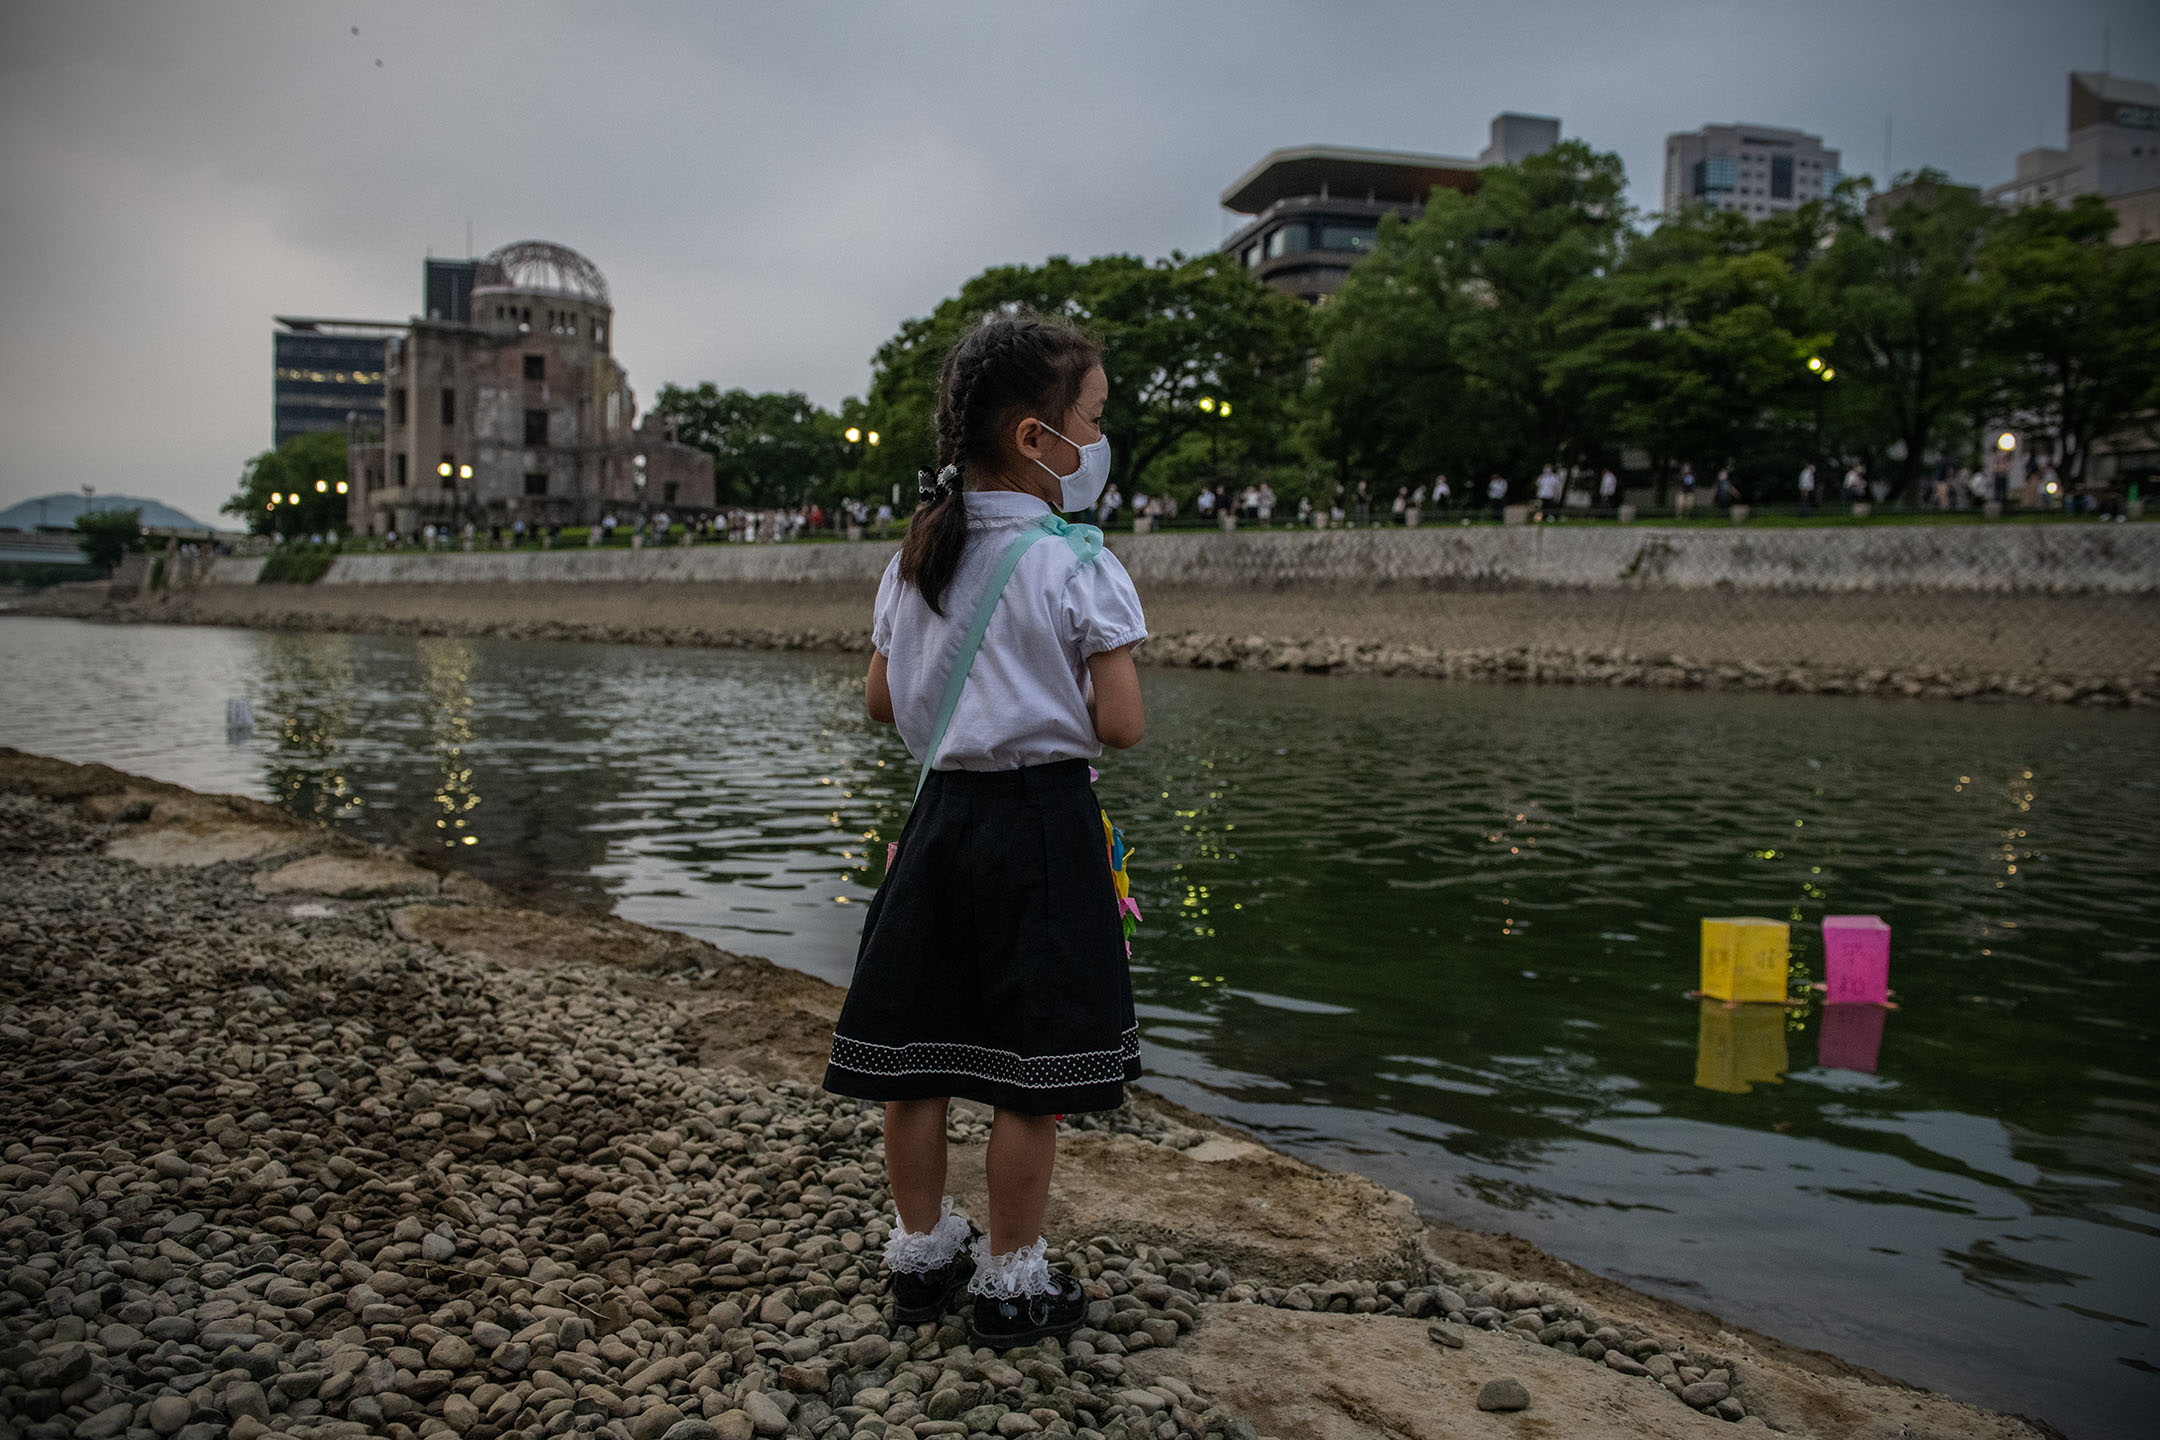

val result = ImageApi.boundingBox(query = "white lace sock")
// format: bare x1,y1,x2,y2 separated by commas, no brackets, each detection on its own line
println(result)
965,1234,1057,1299
883,1196,971,1274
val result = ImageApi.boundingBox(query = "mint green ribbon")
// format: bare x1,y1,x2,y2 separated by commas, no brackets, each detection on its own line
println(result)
912,512,1104,799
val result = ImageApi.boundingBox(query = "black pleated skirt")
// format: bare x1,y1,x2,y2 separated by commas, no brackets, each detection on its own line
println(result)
823,757,1140,1115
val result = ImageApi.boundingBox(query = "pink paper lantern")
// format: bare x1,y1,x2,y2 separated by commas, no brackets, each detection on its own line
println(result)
1823,914,1890,1005
1818,1003,1886,1073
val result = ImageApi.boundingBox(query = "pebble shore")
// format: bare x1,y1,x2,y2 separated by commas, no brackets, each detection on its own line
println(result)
0,760,2049,1440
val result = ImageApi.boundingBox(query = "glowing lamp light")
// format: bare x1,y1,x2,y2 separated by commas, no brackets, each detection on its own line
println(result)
845,427,861,443
315,479,328,492
1820,367,1835,381
1996,431,2017,452
437,462,452,478
458,464,473,480
1807,356,1824,372
867,430,880,445
287,493,300,504
2045,480,2060,495
1220,401,1232,418
1198,396,1215,413
335,480,349,494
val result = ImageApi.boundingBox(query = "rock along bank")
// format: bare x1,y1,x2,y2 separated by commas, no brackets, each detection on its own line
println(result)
0,750,2060,1440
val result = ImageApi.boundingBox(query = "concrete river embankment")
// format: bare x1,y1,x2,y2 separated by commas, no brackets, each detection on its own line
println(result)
37,521,2160,706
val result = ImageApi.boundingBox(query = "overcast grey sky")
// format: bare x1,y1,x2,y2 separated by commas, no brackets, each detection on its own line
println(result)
2,0,2154,526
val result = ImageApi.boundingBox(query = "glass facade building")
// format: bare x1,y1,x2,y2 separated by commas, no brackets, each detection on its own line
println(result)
425,258,480,323
1663,124,1840,219
272,320,400,449
1218,116,1557,303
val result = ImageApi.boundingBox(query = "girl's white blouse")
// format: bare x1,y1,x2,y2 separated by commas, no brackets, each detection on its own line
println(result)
873,489,1148,773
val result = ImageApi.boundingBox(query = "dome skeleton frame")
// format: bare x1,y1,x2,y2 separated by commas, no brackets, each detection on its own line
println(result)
471,241,610,306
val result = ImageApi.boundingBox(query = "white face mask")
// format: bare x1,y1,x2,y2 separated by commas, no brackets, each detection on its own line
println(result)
1034,420,1113,514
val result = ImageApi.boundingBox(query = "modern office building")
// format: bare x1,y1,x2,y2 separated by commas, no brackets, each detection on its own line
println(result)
1662,123,1841,219
348,240,713,536
272,317,401,448
1985,72,2160,231
1219,113,1560,302
424,257,480,323
1479,112,1561,167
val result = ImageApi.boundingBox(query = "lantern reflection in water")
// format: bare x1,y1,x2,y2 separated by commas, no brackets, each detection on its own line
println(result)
1694,999,1789,1094
1817,1003,1888,1073
422,640,482,848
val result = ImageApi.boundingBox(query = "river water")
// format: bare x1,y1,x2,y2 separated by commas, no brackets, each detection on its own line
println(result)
2,615,2155,1438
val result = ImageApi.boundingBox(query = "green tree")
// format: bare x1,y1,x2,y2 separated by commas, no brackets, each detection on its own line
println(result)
75,507,144,574
223,429,351,536
1552,207,1828,499
1315,141,1631,492
1802,172,1996,498
649,385,847,508
1975,194,2160,484
855,252,1312,510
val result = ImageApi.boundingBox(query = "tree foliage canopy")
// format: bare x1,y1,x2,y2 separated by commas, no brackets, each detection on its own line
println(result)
223,429,350,536
1974,195,2160,482
650,385,846,508
853,252,1313,504
75,508,144,574
1312,157,2159,503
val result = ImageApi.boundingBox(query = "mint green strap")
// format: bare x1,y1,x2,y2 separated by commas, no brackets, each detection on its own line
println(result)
913,513,1105,799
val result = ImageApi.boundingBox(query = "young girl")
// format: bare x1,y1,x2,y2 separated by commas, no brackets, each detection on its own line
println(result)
822,312,1147,1349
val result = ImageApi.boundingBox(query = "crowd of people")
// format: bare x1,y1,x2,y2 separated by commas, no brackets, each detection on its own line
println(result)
361,502,908,553
308,451,2119,556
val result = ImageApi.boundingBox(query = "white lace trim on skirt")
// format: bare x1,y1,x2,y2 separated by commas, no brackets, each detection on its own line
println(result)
829,1026,1139,1090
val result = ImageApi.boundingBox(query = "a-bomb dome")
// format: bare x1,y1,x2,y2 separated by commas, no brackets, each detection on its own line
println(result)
471,241,610,306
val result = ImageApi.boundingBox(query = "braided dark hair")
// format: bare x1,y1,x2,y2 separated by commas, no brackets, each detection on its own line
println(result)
898,310,1101,615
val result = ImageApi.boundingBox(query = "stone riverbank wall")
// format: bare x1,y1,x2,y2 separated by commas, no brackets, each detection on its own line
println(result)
206,522,2160,595
41,523,2160,707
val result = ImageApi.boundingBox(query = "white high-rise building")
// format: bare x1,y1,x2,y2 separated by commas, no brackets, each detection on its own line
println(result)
1985,72,2160,211
1663,123,1841,219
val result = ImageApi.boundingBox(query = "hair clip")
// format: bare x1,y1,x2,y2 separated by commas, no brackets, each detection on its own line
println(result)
917,463,960,501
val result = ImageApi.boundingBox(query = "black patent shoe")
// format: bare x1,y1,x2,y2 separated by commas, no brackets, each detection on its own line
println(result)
891,1248,976,1325
968,1270,1088,1350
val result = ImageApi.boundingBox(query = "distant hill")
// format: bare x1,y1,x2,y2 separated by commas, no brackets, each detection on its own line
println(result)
0,492,220,533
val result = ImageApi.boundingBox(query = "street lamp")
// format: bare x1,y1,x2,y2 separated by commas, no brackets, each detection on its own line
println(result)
1806,357,1835,464
1996,431,2017,453
842,426,882,518
1199,395,1231,485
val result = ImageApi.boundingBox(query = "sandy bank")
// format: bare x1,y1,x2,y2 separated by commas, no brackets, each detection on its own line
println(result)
0,750,2057,1439
15,578,2158,707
